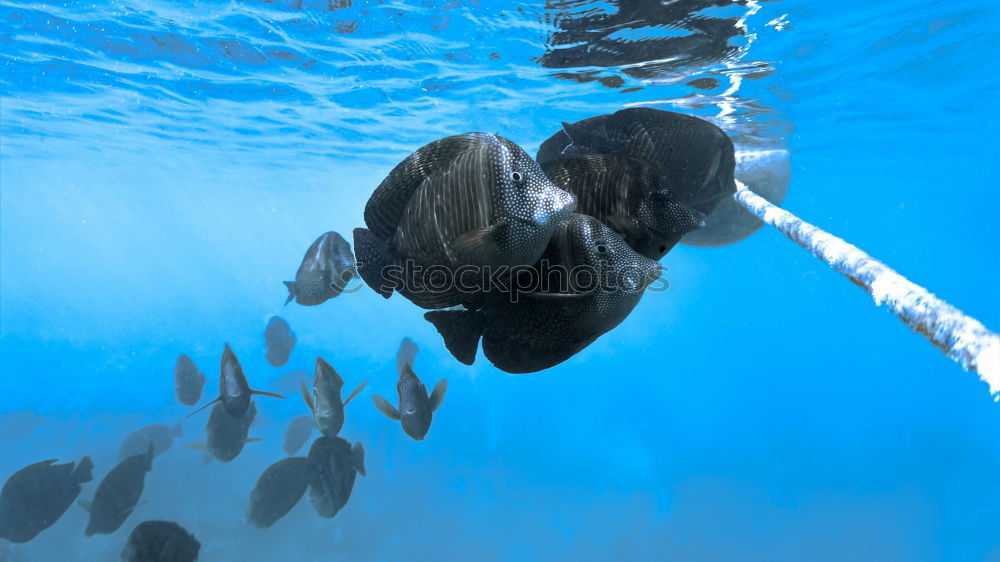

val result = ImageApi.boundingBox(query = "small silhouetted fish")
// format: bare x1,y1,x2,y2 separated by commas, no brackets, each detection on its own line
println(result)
264,316,297,367
0,456,93,543
174,354,205,407
119,424,182,462
204,401,258,463
305,436,365,519
425,214,660,373
121,520,200,562
540,154,705,260
248,457,308,528
300,357,367,438
537,108,735,257
354,132,576,309
186,344,285,420
284,231,357,306
372,340,446,440
269,369,310,395
283,415,314,456
85,444,154,536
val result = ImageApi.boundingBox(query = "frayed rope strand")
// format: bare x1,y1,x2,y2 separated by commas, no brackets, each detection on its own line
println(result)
733,180,1000,398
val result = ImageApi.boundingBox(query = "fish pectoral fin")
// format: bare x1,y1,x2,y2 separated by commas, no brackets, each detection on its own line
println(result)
184,397,221,420
450,222,504,265
352,442,366,477
244,437,263,444
283,281,297,305
299,380,316,413
372,395,401,420
251,389,287,400
429,379,447,412
424,310,482,366
560,121,607,154
606,213,638,237
343,379,368,407
185,441,206,450
76,499,92,513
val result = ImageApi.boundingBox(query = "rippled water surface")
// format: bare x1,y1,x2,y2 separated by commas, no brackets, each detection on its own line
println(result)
2,0,1000,560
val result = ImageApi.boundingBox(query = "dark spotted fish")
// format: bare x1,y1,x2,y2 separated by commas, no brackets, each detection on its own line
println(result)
305,436,365,519
537,108,735,256
282,415,314,456
84,445,153,536
354,132,576,310
121,520,200,562
0,456,93,543
540,154,705,260
300,357,367,438
371,339,446,440
174,354,205,407
264,316,297,367
204,401,258,463
118,424,182,462
425,214,661,374
248,457,308,529
284,231,357,306
186,344,284,420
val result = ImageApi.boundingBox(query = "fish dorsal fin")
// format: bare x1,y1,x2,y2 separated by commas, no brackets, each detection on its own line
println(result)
429,379,447,412
184,396,221,420
343,379,368,407
560,121,610,155
424,310,483,366
372,395,401,421
521,289,595,301
299,379,316,414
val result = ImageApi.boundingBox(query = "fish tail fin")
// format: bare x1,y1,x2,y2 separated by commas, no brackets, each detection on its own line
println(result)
184,396,221,420
343,379,368,406
171,423,183,438
73,457,94,484
283,281,297,305
429,379,447,412
250,389,287,401
315,357,343,387
353,228,394,299
372,395,400,420
424,310,483,365
352,442,366,477
396,337,419,374
299,379,316,413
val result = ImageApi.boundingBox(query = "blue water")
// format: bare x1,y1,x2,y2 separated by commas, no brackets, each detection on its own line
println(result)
2,0,999,560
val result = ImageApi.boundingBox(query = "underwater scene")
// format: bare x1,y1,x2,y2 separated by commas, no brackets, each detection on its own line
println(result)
1,0,999,560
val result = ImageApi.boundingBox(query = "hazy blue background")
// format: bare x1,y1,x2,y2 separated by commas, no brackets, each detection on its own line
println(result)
2,0,999,560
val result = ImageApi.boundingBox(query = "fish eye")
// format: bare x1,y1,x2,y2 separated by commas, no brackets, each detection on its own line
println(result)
511,171,523,182
596,244,608,254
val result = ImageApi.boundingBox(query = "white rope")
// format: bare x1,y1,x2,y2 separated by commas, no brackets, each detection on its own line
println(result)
733,180,1000,398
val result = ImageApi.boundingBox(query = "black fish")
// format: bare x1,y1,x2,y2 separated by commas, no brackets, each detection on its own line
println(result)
305,436,365,519
264,316,297,367
121,520,200,562
248,457,308,529
354,132,576,310
0,456,93,543
372,339,446,440
85,444,154,536
204,401,258,463
425,214,660,374
284,231,357,306
174,354,205,407
300,357,367,438
282,415,314,456
119,424,182,462
540,154,705,260
186,344,284,420
537,108,736,257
